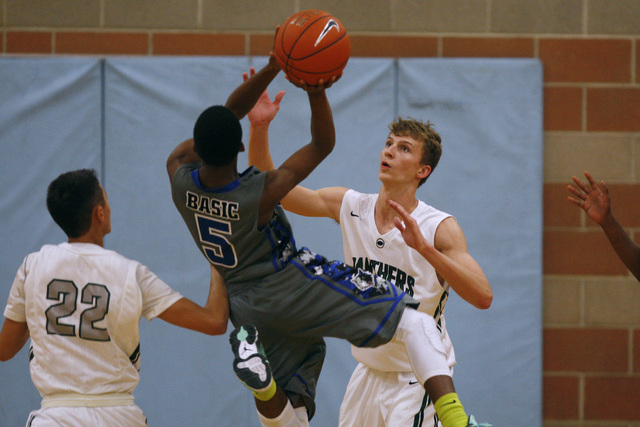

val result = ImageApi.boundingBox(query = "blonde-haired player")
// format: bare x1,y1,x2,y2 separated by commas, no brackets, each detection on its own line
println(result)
246,88,493,427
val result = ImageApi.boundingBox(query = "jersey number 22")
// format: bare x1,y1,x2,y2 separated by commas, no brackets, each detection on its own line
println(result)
45,279,111,342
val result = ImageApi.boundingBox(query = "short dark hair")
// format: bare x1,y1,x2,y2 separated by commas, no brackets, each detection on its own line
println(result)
46,169,104,238
193,105,242,166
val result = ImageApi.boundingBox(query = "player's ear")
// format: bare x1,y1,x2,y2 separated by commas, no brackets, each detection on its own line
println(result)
94,204,104,225
417,165,431,180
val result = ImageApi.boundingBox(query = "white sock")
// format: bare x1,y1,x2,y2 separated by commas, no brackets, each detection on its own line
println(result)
392,308,451,385
294,406,309,424
257,399,308,427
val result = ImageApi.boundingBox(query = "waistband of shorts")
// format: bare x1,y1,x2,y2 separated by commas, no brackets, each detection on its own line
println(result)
41,393,134,408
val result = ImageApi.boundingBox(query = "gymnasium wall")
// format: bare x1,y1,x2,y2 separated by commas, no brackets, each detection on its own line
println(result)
1,1,640,426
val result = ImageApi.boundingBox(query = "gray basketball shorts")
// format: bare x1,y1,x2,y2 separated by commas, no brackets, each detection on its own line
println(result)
228,248,419,419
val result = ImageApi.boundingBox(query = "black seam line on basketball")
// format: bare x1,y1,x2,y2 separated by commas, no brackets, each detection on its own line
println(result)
288,32,348,61
280,13,332,71
284,36,348,79
285,59,349,78
288,12,332,55
275,50,289,70
283,13,333,65
284,51,349,73
279,20,291,71
279,17,296,70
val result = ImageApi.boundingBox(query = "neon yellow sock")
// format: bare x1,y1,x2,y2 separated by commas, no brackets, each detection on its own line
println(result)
253,378,277,401
434,392,468,427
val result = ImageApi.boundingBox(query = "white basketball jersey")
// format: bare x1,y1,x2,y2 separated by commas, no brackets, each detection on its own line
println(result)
339,190,456,372
3,242,182,397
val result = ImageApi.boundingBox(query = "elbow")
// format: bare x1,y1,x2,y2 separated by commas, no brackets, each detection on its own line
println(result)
202,317,229,336
314,130,335,156
327,143,336,157
0,351,15,362
327,135,336,154
211,321,228,336
477,290,493,310
320,140,335,159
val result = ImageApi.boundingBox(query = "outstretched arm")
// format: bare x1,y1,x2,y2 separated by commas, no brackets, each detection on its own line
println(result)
166,31,282,182
389,200,493,309
245,68,285,173
568,171,640,281
158,264,229,335
166,60,280,182
246,74,346,222
166,58,279,182
256,78,339,226
225,52,281,120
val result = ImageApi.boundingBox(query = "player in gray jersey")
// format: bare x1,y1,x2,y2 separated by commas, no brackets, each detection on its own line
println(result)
0,169,229,426
167,35,486,427
245,74,493,426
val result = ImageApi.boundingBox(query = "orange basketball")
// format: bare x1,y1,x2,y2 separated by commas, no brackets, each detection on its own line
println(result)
274,10,350,85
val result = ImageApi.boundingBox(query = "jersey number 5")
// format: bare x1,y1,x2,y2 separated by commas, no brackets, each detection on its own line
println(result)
45,279,111,341
196,214,238,268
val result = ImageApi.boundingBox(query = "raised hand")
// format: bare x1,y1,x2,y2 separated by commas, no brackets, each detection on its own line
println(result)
568,171,640,281
389,199,427,251
567,171,611,225
243,67,285,126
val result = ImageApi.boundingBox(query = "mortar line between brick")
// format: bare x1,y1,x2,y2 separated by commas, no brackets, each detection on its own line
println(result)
579,374,585,421
580,278,585,327
582,0,589,35
630,328,634,374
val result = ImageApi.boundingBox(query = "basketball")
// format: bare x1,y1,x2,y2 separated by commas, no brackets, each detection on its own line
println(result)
274,10,350,85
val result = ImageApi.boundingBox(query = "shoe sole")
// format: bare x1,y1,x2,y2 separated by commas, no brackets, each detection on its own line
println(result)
230,325,272,392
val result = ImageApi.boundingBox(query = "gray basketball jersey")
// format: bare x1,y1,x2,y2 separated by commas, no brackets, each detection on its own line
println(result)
170,163,417,348
171,164,297,291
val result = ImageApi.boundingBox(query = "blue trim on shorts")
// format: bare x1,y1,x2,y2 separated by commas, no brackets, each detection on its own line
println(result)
289,256,407,347
289,257,403,305
293,373,311,396
358,295,403,347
